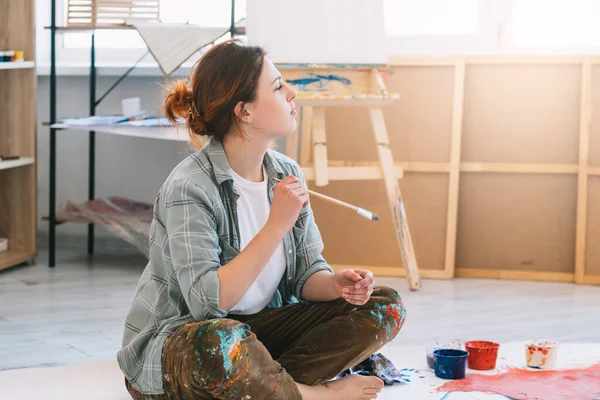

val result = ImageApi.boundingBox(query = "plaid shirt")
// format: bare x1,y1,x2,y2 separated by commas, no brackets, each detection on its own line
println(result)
117,138,333,395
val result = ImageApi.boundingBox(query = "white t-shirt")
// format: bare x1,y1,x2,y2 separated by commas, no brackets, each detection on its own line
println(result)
228,166,287,315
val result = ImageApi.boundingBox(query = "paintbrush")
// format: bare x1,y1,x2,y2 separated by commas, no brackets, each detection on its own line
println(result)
273,178,379,222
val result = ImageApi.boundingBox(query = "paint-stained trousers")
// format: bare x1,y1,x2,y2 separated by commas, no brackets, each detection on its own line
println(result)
125,286,406,400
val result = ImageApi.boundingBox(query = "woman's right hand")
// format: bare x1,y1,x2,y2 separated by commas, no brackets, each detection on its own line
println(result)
266,175,309,237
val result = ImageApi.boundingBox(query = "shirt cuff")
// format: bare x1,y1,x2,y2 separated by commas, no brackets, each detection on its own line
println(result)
198,269,229,319
294,261,334,303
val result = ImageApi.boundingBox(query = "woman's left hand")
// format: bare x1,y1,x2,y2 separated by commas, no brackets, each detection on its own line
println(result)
333,269,375,305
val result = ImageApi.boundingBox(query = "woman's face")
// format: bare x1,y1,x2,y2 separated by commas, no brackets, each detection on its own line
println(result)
241,57,298,139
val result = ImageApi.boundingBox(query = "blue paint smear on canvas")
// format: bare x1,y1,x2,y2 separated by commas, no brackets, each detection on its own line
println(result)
287,73,352,92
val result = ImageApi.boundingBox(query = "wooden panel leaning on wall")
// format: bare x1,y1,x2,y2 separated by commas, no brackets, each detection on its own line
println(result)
285,56,600,286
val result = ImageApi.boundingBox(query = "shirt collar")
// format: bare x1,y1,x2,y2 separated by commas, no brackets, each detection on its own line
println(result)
206,138,232,185
206,138,285,187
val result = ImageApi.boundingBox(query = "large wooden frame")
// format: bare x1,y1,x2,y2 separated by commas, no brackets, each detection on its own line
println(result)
287,56,600,285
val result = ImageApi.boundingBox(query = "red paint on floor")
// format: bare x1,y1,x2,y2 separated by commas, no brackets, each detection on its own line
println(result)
437,363,600,400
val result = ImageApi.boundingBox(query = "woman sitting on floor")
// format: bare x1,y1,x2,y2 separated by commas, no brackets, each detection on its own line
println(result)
117,38,406,400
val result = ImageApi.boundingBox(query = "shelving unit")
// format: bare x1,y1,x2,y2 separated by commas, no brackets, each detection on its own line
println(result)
0,0,38,271
47,0,243,266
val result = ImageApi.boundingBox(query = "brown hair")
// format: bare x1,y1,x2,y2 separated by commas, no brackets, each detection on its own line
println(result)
163,39,266,149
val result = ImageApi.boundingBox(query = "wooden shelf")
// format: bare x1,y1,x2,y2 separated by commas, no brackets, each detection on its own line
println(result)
43,25,246,35
42,214,89,224
42,212,144,224
0,0,38,272
0,61,35,70
0,250,36,272
51,123,188,142
0,157,35,171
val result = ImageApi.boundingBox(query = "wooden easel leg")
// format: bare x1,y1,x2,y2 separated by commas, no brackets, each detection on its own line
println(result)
299,106,313,168
444,60,466,279
369,107,421,291
285,122,299,161
312,107,329,186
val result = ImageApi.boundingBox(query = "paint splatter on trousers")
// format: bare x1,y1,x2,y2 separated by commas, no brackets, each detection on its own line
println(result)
125,285,406,400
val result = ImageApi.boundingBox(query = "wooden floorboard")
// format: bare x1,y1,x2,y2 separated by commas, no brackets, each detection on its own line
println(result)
0,243,599,371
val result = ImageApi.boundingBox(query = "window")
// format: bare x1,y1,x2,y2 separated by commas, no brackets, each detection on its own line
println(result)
63,0,246,49
382,0,490,57
512,0,600,48
383,0,480,36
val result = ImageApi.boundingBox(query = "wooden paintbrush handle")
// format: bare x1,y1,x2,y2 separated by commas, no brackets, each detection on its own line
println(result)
306,188,356,212
273,177,378,221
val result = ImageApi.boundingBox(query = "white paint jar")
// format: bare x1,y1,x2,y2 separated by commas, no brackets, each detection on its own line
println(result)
121,97,142,117
525,340,559,369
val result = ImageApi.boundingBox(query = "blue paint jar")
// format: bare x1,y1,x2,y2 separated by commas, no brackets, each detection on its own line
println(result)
433,349,469,379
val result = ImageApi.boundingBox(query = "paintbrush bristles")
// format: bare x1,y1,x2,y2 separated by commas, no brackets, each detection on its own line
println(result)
273,177,378,222
356,207,379,221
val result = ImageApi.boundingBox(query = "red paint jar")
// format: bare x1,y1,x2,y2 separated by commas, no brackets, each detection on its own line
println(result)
464,341,500,370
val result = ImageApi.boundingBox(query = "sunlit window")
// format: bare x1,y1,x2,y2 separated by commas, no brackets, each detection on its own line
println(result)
513,0,600,48
383,0,479,36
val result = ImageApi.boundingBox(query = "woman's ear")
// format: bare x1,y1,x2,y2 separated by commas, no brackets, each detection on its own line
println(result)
234,101,252,123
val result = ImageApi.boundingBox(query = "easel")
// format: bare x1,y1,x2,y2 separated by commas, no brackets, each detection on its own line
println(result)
280,64,422,291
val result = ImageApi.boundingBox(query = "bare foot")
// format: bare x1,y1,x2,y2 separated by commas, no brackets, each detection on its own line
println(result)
297,375,384,400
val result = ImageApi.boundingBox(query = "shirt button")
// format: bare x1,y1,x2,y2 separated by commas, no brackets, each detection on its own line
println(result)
288,276,292,280
288,249,292,254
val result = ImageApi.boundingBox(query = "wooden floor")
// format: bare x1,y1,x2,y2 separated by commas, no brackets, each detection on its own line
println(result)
1,239,599,371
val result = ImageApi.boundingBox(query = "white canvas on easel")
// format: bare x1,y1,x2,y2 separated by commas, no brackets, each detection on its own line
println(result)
245,0,388,64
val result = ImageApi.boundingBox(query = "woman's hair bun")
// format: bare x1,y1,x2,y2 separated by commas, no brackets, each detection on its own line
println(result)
163,79,209,139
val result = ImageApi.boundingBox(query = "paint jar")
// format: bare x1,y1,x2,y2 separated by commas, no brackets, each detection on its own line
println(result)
525,340,559,369
433,349,469,379
121,97,142,117
12,51,24,62
464,341,500,370
0,238,8,253
3,51,14,62
426,339,464,369
0,51,6,62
